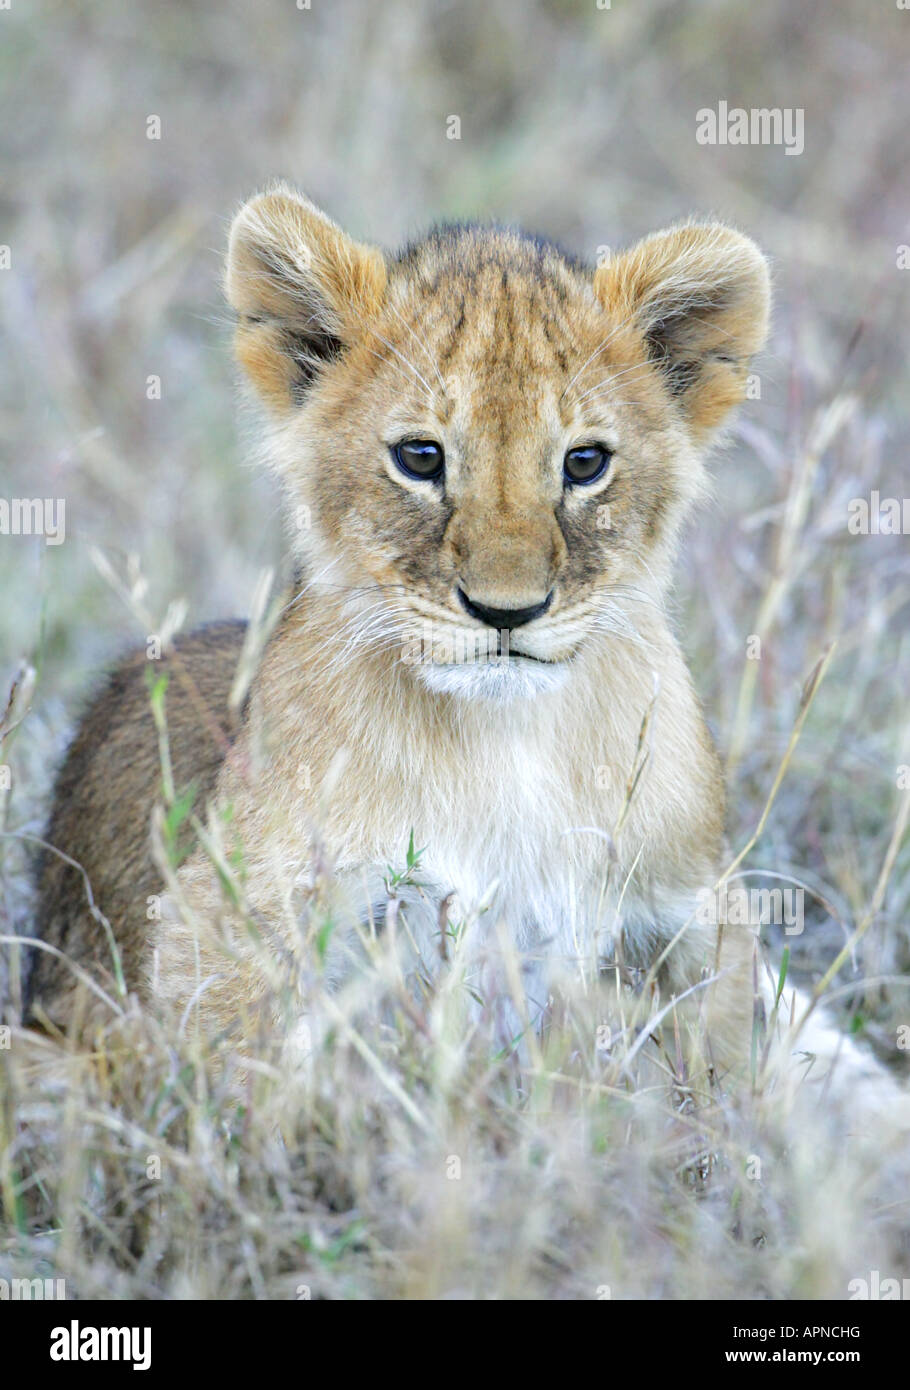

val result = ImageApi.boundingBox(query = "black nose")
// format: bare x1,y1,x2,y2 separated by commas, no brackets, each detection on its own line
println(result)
458,588,553,630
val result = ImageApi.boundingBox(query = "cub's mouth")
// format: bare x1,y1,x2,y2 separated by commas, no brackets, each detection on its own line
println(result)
399,619,573,666
396,616,576,701
498,646,569,668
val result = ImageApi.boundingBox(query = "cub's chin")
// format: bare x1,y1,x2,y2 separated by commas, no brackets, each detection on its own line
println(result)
414,654,571,702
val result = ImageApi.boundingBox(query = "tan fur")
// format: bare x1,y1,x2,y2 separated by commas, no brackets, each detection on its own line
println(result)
27,622,245,1027
29,185,885,1115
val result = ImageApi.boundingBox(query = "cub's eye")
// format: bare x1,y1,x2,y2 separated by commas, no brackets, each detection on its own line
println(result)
392,439,445,482
563,444,612,486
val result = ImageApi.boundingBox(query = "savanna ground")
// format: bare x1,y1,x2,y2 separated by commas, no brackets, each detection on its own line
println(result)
2,0,910,1299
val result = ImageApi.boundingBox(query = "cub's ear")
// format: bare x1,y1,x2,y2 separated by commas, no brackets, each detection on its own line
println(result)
225,185,387,413
593,222,770,444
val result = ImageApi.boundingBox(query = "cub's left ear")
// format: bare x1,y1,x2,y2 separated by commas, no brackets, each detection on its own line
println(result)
225,184,387,414
594,222,770,444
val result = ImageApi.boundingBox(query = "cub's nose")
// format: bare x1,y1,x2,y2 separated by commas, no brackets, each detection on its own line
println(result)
458,588,553,630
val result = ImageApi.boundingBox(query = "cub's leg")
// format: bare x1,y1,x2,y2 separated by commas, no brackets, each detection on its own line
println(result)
148,847,408,1049
649,917,910,1135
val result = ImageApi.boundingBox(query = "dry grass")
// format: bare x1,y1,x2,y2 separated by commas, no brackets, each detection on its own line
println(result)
2,0,910,1299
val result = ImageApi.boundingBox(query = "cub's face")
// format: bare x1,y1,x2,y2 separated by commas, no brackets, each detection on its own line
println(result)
227,189,769,699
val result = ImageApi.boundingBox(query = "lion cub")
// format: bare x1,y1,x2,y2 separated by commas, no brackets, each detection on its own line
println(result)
29,186,807,1091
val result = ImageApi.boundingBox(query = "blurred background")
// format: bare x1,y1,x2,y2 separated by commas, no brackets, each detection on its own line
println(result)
2,0,910,1034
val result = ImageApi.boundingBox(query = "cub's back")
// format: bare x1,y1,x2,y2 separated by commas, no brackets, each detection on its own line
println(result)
25,620,246,1028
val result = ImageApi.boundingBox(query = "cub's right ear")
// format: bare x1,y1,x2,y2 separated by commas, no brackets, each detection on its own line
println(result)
594,222,770,446
225,185,387,413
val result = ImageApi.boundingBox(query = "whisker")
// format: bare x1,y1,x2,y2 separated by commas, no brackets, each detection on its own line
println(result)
574,362,656,405
590,602,650,650
560,307,642,403
386,300,448,398
360,341,436,403
366,327,439,405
